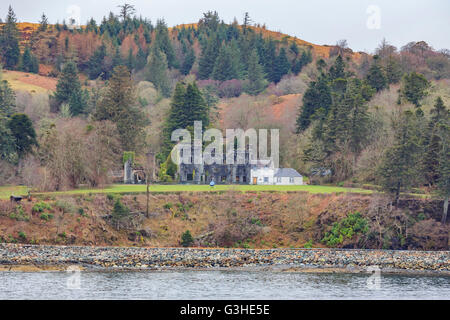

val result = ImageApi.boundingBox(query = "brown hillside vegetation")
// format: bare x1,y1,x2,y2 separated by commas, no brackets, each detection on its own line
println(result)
0,192,447,250
0,22,40,48
2,70,57,93
4,22,341,59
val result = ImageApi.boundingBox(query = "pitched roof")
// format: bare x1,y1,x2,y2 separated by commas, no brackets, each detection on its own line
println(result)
274,168,302,178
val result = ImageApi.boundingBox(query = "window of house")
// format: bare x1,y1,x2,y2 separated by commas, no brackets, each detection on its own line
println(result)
264,177,269,183
289,177,294,183
277,177,281,183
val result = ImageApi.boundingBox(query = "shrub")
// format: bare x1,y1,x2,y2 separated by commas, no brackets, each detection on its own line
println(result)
18,231,27,241
303,239,313,248
181,230,194,247
322,212,369,247
55,200,76,213
10,205,30,221
111,198,131,230
40,212,54,221
217,79,243,98
163,202,173,210
32,201,52,213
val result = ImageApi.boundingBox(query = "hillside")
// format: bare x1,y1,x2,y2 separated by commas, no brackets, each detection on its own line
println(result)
2,70,57,93
174,23,361,60
0,192,447,250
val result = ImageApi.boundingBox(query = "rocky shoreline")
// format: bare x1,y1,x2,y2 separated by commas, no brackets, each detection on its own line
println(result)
0,244,449,274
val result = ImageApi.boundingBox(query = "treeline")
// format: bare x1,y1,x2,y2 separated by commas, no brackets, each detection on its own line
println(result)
0,6,313,99
296,55,449,221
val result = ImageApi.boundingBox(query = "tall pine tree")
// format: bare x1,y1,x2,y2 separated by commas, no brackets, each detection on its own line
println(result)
94,66,148,151
378,111,423,204
146,45,171,97
198,34,220,80
244,49,267,96
1,6,20,69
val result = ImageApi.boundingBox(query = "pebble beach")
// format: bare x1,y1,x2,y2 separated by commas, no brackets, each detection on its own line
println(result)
0,244,449,274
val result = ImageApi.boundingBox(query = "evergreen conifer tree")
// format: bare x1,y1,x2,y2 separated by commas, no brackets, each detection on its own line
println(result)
54,61,83,110
146,45,171,97
366,60,387,92
198,34,220,80
1,6,20,69
296,75,332,132
94,66,148,151
244,49,267,95
7,113,37,159
378,111,423,204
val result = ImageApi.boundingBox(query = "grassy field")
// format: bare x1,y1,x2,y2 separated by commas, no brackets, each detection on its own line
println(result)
0,186,29,199
2,70,56,94
0,184,374,199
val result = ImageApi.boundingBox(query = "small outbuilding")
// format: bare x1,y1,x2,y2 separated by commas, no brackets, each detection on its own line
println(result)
274,168,303,185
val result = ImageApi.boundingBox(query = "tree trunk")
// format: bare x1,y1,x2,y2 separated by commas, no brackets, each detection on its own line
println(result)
395,182,401,206
146,177,149,218
442,195,449,224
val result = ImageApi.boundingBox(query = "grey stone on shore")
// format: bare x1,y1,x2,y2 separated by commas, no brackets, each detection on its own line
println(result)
0,244,448,273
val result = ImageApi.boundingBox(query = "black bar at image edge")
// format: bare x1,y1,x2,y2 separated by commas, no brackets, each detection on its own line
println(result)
0,300,448,318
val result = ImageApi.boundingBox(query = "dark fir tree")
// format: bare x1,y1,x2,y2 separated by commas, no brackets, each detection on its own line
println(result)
181,47,196,75
54,61,83,110
184,82,209,127
198,34,220,80
0,117,16,162
378,111,422,204
385,57,402,84
154,19,177,69
211,43,241,81
272,48,290,83
0,6,20,69
436,116,449,223
296,74,332,133
328,55,346,81
126,48,135,71
401,72,430,107
244,49,267,96
261,38,277,83
8,113,38,159
162,82,209,158
146,45,171,97
68,88,89,116
0,75,16,117
423,97,447,186
20,47,39,74
38,13,49,32
87,44,107,79
135,47,148,71
95,66,148,151
366,59,387,92
292,50,312,75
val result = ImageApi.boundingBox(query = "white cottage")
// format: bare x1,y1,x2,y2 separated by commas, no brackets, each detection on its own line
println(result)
250,161,303,186
274,168,303,185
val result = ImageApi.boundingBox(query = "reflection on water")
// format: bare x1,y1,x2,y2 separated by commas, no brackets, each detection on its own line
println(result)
0,271,448,300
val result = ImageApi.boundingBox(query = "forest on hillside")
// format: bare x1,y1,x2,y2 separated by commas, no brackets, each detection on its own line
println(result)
0,5,449,221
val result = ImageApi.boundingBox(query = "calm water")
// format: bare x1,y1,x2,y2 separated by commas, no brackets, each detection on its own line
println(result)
0,271,448,300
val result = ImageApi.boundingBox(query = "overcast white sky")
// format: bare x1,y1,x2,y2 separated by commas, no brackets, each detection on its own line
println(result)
2,0,449,53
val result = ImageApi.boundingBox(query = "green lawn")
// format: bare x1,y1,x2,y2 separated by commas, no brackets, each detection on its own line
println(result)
14,184,372,199
0,185,29,199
